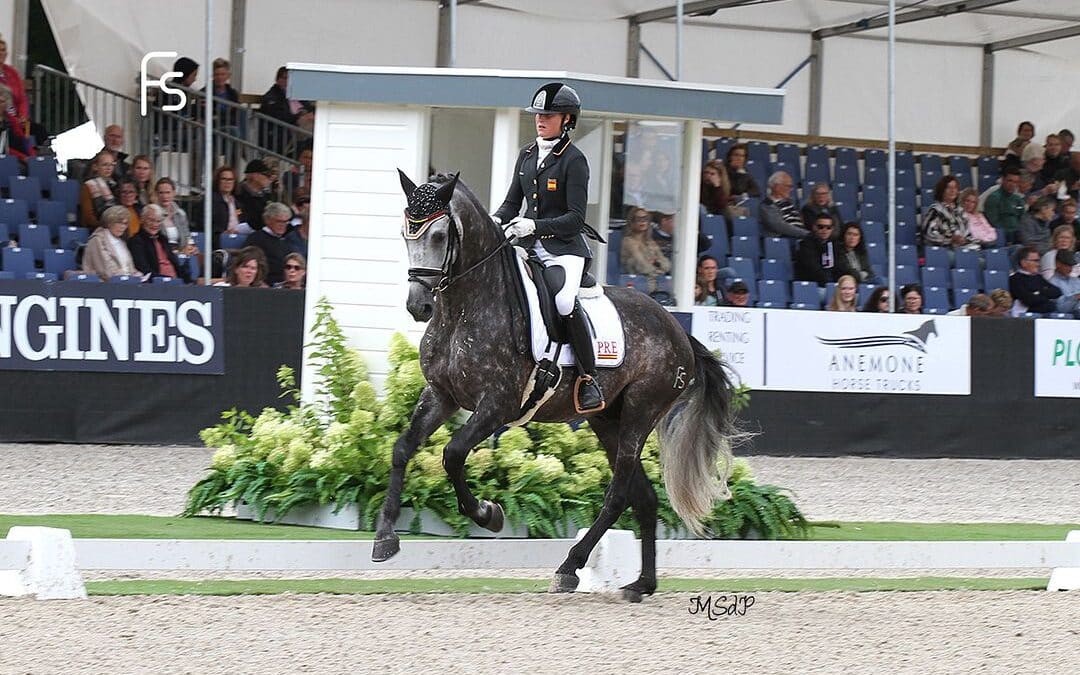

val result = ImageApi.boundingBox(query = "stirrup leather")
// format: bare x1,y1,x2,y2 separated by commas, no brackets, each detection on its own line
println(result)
574,374,606,414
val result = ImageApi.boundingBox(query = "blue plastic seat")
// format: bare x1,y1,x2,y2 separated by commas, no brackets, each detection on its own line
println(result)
731,235,760,261
758,279,791,305
953,249,981,271
0,199,30,227
791,280,823,308
894,264,919,287
896,150,915,173
0,222,8,244
948,156,973,189
726,256,756,282
731,216,759,239
189,231,205,251
761,257,792,281
923,285,950,312
700,213,727,239
26,157,59,194
35,199,67,234
67,272,101,283
0,270,12,280
976,156,999,193
49,180,80,219
865,241,886,267
833,199,858,224
0,155,20,189
219,232,246,249
804,162,830,188
923,246,950,270
953,287,976,308
806,145,829,167
895,244,918,268
983,248,1010,274
703,231,728,261
2,247,35,277
43,248,76,278
110,274,143,284
859,283,877,304
921,266,950,288
715,137,735,162
17,224,51,260
747,141,770,169
865,149,886,172
776,143,801,182
919,154,944,187
25,271,57,282
58,226,89,250
763,237,791,261
745,160,768,197
894,221,918,246
152,275,184,285
861,221,885,248
8,176,42,205
983,268,1006,292
950,267,979,291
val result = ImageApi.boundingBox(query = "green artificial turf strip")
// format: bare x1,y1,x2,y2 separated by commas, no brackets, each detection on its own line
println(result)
84,576,1048,596
2,515,1077,541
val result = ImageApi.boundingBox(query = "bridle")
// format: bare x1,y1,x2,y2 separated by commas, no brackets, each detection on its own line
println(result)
404,208,512,293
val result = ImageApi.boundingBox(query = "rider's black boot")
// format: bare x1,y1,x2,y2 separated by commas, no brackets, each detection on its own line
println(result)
564,304,605,414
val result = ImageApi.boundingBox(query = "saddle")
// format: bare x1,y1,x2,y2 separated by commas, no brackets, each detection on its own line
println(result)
523,251,596,344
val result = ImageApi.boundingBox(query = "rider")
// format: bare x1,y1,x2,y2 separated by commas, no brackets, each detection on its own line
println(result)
493,82,605,414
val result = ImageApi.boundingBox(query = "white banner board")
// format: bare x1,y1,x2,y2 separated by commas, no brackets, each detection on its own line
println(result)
1034,319,1080,398
762,310,971,395
689,307,765,388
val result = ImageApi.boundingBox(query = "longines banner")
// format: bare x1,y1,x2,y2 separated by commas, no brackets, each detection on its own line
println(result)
0,281,224,374
763,310,971,395
1033,319,1080,397
689,306,765,388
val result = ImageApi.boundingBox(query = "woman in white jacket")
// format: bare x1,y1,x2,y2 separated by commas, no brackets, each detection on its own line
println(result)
81,206,142,281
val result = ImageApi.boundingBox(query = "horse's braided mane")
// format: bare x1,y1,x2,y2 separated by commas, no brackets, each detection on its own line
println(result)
428,173,492,228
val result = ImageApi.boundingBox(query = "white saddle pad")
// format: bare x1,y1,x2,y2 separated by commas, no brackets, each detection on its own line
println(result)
514,252,625,368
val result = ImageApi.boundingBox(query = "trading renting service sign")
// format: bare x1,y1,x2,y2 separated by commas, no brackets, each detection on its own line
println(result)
764,310,971,394
1034,318,1080,397
689,306,765,388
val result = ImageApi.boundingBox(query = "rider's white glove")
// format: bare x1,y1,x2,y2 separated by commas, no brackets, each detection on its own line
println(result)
491,214,502,226
507,217,536,238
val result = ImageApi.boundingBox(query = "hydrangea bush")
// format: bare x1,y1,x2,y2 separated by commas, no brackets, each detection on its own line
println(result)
184,299,808,539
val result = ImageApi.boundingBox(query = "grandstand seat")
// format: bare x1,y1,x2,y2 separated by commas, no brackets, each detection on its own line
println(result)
864,166,885,188
26,271,57,282
919,154,944,187
8,176,42,206
758,279,791,305
791,280,823,308
859,283,877,303
865,241,886,267
983,268,1006,292
976,156,1000,193
220,232,246,249
920,187,935,210
17,224,52,259
0,270,13,280
953,248,981,271
763,237,792,261
761,257,792,281
703,231,728,260
58,226,89,250
896,244,918,268
190,231,205,251
731,235,760,261
953,287,976,308
896,150,915,173
617,274,648,292
893,264,918,287
0,222,8,244
745,160,768,196
834,148,859,186
26,157,59,194
700,213,727,239
0,198,30,226
178,253,200,280
701,138,713,164
950,267,979,291
49,180,80,220
605,229,622,284
894,220,918,246
894,203,916,230
804,161,830,188
895,185,917,213
861,221,885,247
983,248,1011,274
776,143,802,184
2,247,35,277
923,246,950,270
833,199,857,224
865,149,886,172
859,201,885,224
1048,313,1074,320
921,266,949,288
43,249,76,278
715,137,735,162
895,168,917,190
806,144,829,167
152,275,185,285
67,272,101,282
948,156,973,188
731,216,759,239
923,286,950,313
726,257,756,283
110,274,143,284
0,155,20,189
35,199,67,234
747,141,770,169
835,180,858,203
788,302,814,310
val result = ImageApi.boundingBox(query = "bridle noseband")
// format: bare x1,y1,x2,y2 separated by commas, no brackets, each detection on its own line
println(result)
404,207,511,294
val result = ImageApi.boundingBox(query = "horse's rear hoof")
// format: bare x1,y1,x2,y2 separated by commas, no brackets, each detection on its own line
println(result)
481,501,504,533
549,573,579,593
371,534,400,562
621,588,644,603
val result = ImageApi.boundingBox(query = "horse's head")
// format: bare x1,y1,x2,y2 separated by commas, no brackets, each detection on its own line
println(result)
399,170,460,322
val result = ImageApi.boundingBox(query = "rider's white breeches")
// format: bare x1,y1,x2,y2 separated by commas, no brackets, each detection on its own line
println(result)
532,243,584,316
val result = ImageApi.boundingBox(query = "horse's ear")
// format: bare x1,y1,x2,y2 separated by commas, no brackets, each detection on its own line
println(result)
397,169,417,196
434,172,460,205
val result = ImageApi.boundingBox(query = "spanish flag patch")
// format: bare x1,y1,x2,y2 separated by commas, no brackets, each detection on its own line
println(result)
547,178,558,191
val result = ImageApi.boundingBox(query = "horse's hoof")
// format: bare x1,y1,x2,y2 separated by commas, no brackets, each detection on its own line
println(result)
549,573,579,593
621,588,644,603
481,501,504,533
371,534,400,562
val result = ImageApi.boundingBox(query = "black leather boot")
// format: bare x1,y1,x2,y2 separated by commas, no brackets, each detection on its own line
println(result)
564,305,605,414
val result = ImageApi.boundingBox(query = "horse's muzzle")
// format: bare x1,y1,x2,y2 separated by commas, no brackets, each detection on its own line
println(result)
407,283,434,322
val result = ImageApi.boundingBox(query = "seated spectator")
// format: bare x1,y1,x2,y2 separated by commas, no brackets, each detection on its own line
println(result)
620,206,670,276
274,252,306,289
79,150,117,229
82,206,141,280
1060,129,1075,155
827,275,858,312
1018,196,1056,253
694,281,717,306
1050,197,1079,235
0,35,29,132
211,165,250,237
982,167,1025,243
861,286,891,313
836,222,881,285
1019,142,1047,191
898,283,924,314
285,189,310,258
989,288,1013,317
244,202,294,285
794,214,839,285
102,125,128,180
0,82,33,162
1040,225,1078,280
760,171,809,239
128,204,191,283
800,183,843,234
723,280,750,307
1052,151,1080,201
1041,134,1069,186
127,154,156,207
155,178,196,255
920,175,972,248
1049,250,1080,318
649,209,707,260
959,187,998,247
259,66,314,153
699,159,731,218
947,293,993,317
116,179,141,238
215,246,268,288
235,159,274,228
695,254,736,306
1002,120,1034,170
725,143,761,199
1009,245,1061,314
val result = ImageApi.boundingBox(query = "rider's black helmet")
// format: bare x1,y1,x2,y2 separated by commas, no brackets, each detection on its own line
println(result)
524,82,581,130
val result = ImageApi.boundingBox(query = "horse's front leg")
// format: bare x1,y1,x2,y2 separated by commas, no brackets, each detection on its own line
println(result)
442,403,512,532
372,386,458,562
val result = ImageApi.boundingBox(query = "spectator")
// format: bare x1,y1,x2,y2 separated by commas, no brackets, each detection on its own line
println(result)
1052,151,1080,201
116,179,141,238
800,183,844,234
694,281,717,306
959,187,998,247
861,286,891,313
97,125,128,181
259,66,314,153
699,159,731,218
0,35,29,130
982,167,1025,242
695,254,735,306
620,206,670,276
947,293,993,317
920,175,972,248
82,206,141,280
898,283,924,314
794,214,839,285
285,189,310,258
211,165,248,237
154,57,198,149
1040,225,1079,280
283,141,313,197
1041,134,1069,185
128,204,190,283
1009,245,1061,314
274,252,306,290
724,280,751,307
206,57,241,132
0,82,34,161
79,150,117,229
1021,142,1055,196
244,202,294,285
827,275,858,312
1003,120,1034,170
1051,198,1079,238
651,209,706,260
1049,250,1080,318
215,246,268,288
128,154,156,207
725,143,761,199
235,159,274,228
155,178,195,255
1059,129,1075,155
836,222,881,285
760,171,809,239
1018,196,1056,253
988,288,1013,317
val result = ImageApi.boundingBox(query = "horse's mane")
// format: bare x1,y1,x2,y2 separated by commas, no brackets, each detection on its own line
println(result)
427,173,499,236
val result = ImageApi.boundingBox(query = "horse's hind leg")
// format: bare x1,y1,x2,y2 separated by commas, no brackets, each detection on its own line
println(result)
442,404,510,531
372,386,458,562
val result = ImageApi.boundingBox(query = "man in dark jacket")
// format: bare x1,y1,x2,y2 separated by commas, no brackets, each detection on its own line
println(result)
1009,245,1062,314
244,201,293,285
128,204,192,283
800,182,844,237
794,215,840,285
259,66,313,153
235,159,274,229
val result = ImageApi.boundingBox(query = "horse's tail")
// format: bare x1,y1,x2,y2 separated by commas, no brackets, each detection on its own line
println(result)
657,336,738,537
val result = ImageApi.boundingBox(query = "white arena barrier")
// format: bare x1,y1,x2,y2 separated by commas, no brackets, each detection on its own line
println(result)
3,528,1079,600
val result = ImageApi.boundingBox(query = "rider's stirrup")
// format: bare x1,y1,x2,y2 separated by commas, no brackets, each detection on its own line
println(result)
574,374,605,414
